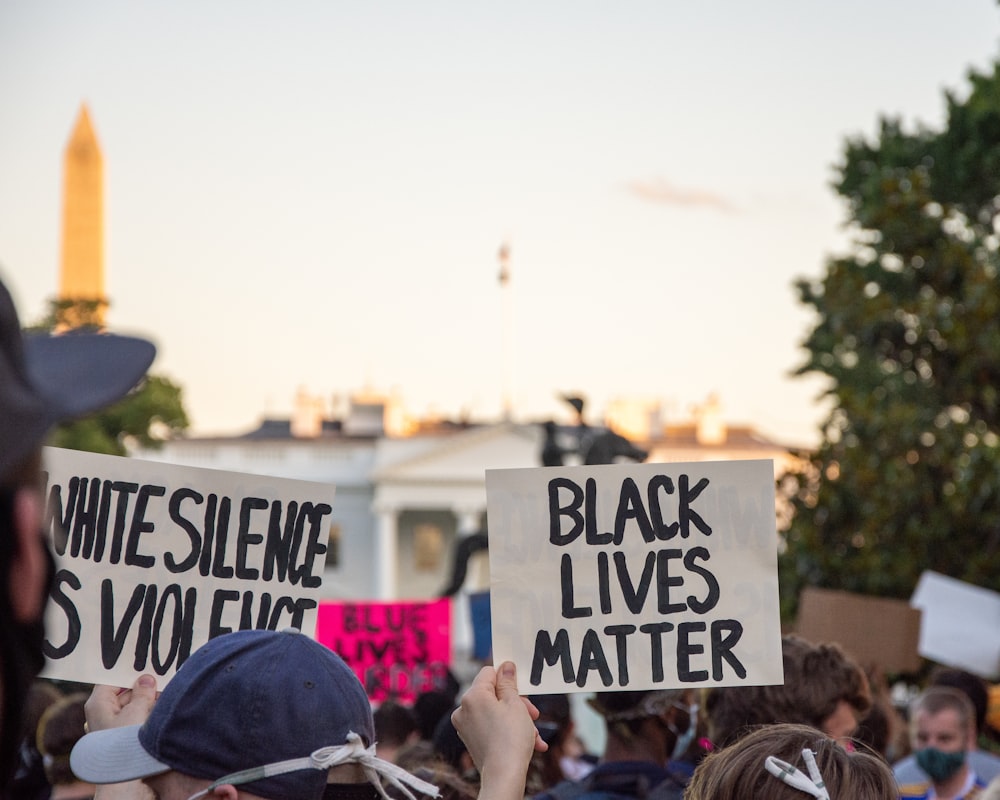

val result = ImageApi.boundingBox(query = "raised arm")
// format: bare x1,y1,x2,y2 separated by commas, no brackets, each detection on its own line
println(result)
452,662,547,800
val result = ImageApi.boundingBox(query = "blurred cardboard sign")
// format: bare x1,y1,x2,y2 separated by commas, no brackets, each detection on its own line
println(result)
911,571,1000,680
316,598,451,704
796,587,922,673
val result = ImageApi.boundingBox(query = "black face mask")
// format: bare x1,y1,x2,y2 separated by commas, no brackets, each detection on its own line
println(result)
0,488,56,792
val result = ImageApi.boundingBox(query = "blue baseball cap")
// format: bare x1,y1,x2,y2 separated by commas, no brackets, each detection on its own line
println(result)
71,629,379,800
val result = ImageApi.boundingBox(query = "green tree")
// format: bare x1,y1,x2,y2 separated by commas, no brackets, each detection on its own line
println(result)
30,298,190,456
779,59,1000,619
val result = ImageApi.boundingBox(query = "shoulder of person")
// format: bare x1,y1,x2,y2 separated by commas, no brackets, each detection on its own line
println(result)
972,749,1000,781
897,780,931,800
535,764,681,800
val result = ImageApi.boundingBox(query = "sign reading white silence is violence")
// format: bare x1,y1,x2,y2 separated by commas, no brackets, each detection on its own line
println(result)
40,447,335,688
485,459,784,694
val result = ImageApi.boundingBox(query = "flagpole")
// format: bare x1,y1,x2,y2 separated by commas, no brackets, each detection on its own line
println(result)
498,241,513,422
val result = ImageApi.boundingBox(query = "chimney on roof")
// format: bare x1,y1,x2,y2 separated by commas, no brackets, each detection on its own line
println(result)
291,387,325,438
695,394,727,445
344,392,387,437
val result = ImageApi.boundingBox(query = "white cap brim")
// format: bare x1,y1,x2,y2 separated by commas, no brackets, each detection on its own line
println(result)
70,724,171,784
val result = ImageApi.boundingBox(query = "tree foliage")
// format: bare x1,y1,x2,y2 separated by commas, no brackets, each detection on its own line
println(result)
779,60,1000,618
30,299,190,456
48,374,189,456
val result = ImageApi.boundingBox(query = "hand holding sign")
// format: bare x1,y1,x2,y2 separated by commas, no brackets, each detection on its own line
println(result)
85,674,158,732
452,662,546,800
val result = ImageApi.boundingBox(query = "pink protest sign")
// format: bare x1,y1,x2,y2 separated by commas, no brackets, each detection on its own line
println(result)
316,598,451,703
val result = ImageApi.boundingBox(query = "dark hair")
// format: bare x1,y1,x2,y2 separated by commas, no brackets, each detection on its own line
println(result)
528,693,571,726
414,691,456,742
706,635,871,748
853,697,892,757
391,743,476,800
374,701,418,748
687,723,895,800
37,692,89,786
431,711,466,770
911,686,976,731
930,668,989,734
0,450,47,788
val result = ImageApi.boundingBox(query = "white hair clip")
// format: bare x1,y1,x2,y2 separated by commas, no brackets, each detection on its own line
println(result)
764,748,831,800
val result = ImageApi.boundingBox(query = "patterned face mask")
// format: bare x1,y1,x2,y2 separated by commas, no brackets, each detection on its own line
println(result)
915,747,966,783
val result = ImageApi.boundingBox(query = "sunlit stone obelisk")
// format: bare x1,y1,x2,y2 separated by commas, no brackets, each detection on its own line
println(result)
59,103,108,329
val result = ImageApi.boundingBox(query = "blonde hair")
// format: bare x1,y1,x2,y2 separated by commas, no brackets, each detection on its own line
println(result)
686,723,895,800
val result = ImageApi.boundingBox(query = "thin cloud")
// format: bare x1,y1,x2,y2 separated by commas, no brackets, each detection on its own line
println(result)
625,178,737,213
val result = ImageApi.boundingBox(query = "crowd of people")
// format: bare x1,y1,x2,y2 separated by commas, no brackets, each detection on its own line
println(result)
2,267,999,800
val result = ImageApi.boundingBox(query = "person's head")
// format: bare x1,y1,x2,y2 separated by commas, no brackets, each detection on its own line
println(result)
929,668,989,736
374,700,419,762
391,745,477,800
9,680,63,799
705,635,871,749
588,687,697,763
852,695,891,758
413,691,456,743
36,691,90,788
524,693,575,790
527,693,572,750
0,276,154,787
431,711,473,780
686,722,896,800
909,686,977,786
70,629,439,800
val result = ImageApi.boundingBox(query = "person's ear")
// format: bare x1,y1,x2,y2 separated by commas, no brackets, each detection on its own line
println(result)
211,786,240,799
8,487,47,622
967,724,979,750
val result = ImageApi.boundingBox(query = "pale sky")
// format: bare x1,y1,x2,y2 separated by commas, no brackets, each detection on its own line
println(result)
1,2,997,447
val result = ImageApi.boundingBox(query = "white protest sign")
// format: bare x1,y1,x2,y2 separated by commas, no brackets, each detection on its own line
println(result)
486,459,783,694
41,446,335,688
910,570,1000,679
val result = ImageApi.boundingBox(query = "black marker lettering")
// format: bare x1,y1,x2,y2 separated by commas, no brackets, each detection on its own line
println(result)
548,478,584,545
44,569,82,659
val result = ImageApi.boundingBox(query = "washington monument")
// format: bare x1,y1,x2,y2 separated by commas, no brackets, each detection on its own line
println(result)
59,104,107,328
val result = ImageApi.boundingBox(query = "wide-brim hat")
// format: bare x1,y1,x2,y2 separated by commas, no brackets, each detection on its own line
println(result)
0,279,156,476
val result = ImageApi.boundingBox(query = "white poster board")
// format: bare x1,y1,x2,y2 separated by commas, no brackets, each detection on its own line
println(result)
910,570,1000,679
41,447,335,688
486,459,783,694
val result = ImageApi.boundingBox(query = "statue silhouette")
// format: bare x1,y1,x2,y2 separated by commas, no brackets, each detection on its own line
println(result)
541,394,648,466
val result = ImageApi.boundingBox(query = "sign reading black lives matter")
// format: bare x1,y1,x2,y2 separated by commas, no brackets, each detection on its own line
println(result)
41,447,335,687
485,460,784,694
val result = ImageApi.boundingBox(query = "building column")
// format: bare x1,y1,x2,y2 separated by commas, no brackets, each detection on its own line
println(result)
374,504,399,601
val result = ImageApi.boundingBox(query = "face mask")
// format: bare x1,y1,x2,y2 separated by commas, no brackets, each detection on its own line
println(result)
669,704,698,761
915,747,966,782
